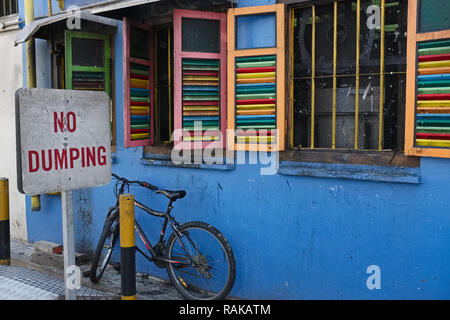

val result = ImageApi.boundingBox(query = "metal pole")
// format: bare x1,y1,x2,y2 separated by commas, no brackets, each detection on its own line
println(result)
47,0,52,16
61,190,76,300
24,0,36,88
310,5,316,148
332,0,338,149
25,0,40,210
378,0,386,150
120,194,136,300
354,0,361,150
0,178,10,266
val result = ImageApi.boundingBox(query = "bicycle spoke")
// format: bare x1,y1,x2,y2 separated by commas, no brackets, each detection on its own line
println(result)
166,223,234,299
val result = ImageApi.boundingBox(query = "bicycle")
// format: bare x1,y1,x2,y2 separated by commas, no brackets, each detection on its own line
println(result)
89,173,236,300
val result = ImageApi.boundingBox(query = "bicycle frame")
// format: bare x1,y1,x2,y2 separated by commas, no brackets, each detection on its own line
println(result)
111,175,193,267
132,199,191,267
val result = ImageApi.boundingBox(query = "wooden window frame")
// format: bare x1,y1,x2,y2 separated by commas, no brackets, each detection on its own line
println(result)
173,9,227,150
405,0,450,158
65,30,111,94
281,0,419,168
227,3,286,152
65,30,116,150
123,17,155,148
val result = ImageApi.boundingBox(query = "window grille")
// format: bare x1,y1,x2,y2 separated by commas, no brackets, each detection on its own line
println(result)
0,0,18,18
290,0,407,151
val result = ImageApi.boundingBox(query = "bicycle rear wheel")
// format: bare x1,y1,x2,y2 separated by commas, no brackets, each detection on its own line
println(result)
90,208,119,283
165,221,236,300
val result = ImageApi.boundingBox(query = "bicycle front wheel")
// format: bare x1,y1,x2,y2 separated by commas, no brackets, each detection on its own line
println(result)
165,221,236,300
90,208,119,283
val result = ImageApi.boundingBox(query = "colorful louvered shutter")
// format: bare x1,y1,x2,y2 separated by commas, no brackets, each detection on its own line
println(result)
65,31,110,94
405,0,450,158
123,18,154,147
227,4,285,152
173,9,227,150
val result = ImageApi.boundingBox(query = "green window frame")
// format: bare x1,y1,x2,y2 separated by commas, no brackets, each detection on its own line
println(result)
65,30,111,96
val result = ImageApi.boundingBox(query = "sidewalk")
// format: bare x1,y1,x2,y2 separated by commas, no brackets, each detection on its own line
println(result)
3,238,183,300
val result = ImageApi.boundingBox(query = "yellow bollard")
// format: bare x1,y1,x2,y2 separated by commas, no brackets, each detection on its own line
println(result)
119,194,136,300
0,178,10,265
31,194,41,211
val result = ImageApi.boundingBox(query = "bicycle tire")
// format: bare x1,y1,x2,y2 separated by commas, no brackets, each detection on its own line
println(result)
90,208,119,283
165,221,236,300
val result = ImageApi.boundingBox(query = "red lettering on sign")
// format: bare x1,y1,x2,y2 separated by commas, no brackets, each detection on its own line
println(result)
69,148,80,169
54,112,64,133
27,146,107,173
86,147,96,167
53,112,77,133
67,112,76,132
41,150,53,171
55,149,68,170
98,146,106,166
28,150,39,173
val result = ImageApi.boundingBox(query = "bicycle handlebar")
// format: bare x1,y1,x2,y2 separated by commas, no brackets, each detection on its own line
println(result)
112,173,158,191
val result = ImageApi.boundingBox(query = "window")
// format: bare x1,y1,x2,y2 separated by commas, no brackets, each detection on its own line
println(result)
0,0,18,18
123,18,154,147
173,9,227,150
227,4,286,152
290,0,407,152
405,0,450,158
154,25,174,145
64,30,114,146
419,0,450,33
65,31,111,94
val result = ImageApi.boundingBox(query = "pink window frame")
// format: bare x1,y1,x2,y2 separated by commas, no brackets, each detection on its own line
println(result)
173,9,227,150
123,17,155,148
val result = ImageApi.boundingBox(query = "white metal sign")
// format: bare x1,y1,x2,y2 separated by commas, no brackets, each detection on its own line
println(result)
16,88,112,194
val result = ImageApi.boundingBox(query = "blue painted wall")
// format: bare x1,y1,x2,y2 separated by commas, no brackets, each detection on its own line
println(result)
21,0,450,299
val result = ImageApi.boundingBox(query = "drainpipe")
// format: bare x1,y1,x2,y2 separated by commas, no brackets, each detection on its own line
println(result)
24,0,40,211
47,0,52,16
25,0,36,88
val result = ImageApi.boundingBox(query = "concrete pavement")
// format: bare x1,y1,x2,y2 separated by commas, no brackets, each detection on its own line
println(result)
3,238,183,300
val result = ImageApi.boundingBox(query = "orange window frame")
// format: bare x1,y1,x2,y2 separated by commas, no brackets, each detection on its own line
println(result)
405,0,450,158
227,4,286,152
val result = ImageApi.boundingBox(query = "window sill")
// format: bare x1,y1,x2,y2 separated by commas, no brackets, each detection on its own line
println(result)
278,160,420,184
280,149,420,167
141,154,235,171
0,14,21,32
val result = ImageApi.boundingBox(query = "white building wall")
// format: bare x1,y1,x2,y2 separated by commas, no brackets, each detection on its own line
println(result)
0,22,27,240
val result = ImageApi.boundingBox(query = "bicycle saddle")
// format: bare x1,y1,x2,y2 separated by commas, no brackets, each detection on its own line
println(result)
156,189,186,201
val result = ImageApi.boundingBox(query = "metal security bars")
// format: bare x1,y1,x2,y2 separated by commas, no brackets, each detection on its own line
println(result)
290,0,407,151
0,0,18,17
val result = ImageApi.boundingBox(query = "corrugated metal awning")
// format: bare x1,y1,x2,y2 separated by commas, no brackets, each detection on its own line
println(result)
91,0,162,18
91,0,236,19
14,9,118,46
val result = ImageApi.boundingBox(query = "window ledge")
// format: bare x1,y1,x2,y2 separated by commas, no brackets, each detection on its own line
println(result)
141,154,235,171
278,161,420,184
0,14,21,32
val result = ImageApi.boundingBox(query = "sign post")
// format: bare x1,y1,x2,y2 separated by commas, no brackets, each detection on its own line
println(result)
61,190,76,300
15,88,111,300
